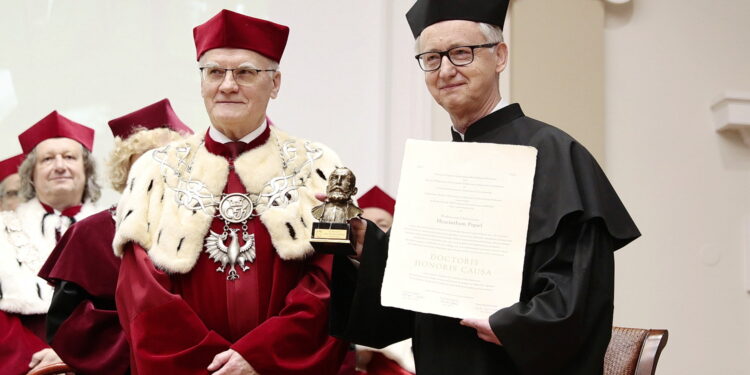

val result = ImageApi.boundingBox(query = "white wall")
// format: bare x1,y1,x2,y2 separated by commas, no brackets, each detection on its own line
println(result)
605,1,750,374
266,1,390,194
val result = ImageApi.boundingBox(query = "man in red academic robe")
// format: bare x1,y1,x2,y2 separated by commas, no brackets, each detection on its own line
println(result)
38,98,193,375
113,9,348,375
0,111,100,374
0,153,26,211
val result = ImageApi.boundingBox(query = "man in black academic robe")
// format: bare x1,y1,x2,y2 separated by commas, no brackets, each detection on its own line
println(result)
329,1,641,374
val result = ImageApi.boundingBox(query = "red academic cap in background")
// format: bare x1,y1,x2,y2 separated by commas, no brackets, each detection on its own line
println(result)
0,154,25,182
108,98,194,140
19,111,95,153
193,9,290,62
358,186,396,216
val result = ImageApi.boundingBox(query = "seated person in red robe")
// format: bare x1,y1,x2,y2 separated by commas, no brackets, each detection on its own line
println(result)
0,112,101,375
349,186,415,375
112,9,348,375
38,98,193,375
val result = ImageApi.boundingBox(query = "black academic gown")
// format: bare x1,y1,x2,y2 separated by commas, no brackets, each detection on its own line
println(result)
330,103,641,375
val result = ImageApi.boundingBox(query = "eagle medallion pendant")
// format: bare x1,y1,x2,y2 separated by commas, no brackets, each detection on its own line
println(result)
204,229,256,280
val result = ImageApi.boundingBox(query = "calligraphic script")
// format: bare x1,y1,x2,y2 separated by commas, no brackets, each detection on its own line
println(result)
381,139,537,319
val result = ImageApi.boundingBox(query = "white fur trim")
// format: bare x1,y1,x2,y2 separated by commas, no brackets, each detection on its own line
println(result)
114,128,342,273
114,133,226,274
0,199,97,314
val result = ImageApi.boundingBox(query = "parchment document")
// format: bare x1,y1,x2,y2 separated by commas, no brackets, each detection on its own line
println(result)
381,139,537,319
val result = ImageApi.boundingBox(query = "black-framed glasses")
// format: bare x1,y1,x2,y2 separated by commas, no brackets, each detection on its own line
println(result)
199,66,276,86
415,42,499,72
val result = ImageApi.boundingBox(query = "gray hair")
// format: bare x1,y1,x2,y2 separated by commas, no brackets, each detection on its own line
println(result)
266,60,280,71
19,146,101,203
415,22,504,54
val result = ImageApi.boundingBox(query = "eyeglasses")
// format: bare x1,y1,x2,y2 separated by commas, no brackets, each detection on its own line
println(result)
415,42,499,72
199,66,276,86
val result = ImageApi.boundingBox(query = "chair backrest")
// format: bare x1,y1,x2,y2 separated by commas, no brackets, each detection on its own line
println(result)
26,363,74,375
603,326,669,375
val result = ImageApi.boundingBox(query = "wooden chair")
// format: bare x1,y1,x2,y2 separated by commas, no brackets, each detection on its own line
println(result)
26,363,74,375
604,326,669,375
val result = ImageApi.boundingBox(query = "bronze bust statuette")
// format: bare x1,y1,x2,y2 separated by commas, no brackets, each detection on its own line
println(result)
310,167,362,255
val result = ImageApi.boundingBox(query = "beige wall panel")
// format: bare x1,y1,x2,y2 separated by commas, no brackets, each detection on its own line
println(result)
604,1,750,374
510,0,605,164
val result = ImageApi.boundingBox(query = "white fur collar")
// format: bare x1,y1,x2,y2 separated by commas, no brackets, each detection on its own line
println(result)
0,198,97,314
114,127,341,274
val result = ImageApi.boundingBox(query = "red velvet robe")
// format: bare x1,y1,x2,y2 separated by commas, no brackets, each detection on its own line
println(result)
38,209,130,375
365,352,415,375
116,130,347,374
0,311,48,375
0,202,87,374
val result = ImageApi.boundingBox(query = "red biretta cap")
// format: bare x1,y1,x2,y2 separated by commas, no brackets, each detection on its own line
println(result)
193,9,290,62
108,98,194,140
0,154,25,182
358,186,396,216
19,111,95,154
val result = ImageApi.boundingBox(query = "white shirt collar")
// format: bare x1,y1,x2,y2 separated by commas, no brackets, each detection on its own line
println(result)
209,119,268,144
452,98,510,141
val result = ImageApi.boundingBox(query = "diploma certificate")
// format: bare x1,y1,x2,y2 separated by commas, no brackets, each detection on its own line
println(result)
381,139,537,319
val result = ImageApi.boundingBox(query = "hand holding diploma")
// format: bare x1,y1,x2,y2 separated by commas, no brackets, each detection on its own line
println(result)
381,139,537,319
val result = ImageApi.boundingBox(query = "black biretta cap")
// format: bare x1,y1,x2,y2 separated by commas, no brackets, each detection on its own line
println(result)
406,0,510,39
